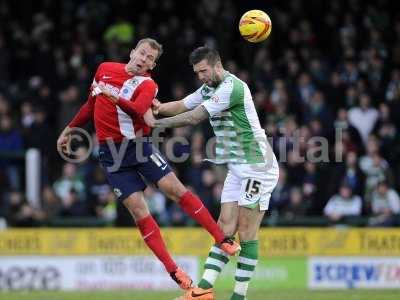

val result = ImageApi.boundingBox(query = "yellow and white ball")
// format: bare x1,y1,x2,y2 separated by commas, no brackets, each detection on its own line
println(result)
239,10,272,43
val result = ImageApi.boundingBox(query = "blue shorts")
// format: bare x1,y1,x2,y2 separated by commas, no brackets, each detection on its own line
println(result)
98,139,172,200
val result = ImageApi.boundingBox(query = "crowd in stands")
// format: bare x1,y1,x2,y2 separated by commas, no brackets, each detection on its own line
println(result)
0,0,400,227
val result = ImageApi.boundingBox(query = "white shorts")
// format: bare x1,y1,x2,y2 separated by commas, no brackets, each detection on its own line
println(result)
220,157,279,211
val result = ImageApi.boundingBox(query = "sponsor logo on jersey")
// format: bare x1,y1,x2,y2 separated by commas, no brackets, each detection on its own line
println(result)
99,82,120,97
244,192,253,200
210,95,219,103
121,87,133,97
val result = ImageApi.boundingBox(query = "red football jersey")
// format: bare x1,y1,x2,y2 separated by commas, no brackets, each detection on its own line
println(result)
69,62,157,143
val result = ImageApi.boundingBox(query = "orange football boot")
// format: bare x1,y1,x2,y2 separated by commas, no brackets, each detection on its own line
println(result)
170,267,193,290
174,287,214,300
220,237,241,256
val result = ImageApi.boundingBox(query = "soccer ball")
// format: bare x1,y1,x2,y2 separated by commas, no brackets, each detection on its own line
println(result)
239,10,272,43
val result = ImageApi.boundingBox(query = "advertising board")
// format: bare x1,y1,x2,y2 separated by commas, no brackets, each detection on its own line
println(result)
0,256,198,290
308,256,400,289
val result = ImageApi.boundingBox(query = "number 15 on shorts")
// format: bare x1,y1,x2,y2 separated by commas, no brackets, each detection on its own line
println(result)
242,178,262,201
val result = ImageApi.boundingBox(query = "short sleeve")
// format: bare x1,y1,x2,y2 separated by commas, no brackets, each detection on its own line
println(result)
183,85,204,110
201,77,234,117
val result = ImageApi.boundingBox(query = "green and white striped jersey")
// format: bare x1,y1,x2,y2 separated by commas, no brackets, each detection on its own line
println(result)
183,72,271,164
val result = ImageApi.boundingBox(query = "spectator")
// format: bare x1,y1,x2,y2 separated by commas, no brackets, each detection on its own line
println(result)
0,0,400,227
283,187,309,220
333,108,363,151
4,191,42,226
198,169,218,217
385,69,400,102
41,186,62,223
373,103,398,163
303,90,333,125
95,191,117,223
270,166,290,213
0,94,10,116
20,101,35,129
144,186,168,225
369,180,400,226
59,188,87,217
0,114,24,189
295,72,316,106
359,136,391,200
53,163,87,216
348,94,379,146
324,183,362,222
327,151,365,199
340,59,359,86
57,85,82,132
87,165,111,215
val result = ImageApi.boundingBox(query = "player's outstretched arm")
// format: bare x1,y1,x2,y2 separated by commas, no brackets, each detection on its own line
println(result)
155,99,189,117
151,105,209,128
57,88,96,154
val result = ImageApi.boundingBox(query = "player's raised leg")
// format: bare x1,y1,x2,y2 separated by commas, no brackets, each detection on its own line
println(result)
99,142,192,290
136,145,240,256
156,172,240,255
123,192,192,290
174,195,240,300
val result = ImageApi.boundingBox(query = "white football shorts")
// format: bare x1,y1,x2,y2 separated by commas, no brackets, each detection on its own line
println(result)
220,156,279,211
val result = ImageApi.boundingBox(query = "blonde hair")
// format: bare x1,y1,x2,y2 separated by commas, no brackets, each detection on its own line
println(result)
136,38,163,61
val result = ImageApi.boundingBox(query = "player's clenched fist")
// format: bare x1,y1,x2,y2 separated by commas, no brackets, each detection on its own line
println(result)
152,98,161,115
143,109,156,127
56,129,71,155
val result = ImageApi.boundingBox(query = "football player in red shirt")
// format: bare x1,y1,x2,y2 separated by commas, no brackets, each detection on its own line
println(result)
57,38,240,290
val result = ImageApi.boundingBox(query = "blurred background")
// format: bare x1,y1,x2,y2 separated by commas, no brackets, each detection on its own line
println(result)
0,0,400,296
1,0,399,228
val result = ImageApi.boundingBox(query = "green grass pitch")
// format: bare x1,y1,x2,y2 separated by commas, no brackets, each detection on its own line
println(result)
1,290,399,300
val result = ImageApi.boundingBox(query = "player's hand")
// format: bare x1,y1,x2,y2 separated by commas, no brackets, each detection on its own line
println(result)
97,84,118,103
57,133,71,155
91,82,102,97
143,109,156,127
152,98,161,116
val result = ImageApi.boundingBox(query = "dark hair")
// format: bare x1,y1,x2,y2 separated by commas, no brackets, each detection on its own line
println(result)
340,181,352,189
377,179,389,187
189,46,221,66
136,38,163,61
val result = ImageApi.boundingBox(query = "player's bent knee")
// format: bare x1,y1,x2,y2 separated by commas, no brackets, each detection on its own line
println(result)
162,186,182,202
122,193,150,221
157,173,187,202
